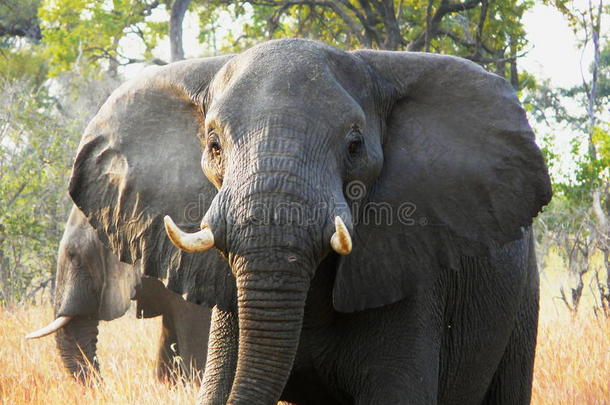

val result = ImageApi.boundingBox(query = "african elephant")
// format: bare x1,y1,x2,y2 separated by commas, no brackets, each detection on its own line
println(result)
26,206,211,383
68,39,552,404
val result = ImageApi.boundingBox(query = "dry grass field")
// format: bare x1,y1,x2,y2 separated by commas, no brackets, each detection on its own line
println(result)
1,259,609,405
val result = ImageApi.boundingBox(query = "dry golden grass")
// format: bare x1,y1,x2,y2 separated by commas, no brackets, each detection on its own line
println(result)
532,311,610,405
1,268,608,405
0,306,198,405
531,249,610,405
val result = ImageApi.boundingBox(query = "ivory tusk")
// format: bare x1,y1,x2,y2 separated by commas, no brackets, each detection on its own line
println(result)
164,215,215,253
25,316,73,339
331,216,352,255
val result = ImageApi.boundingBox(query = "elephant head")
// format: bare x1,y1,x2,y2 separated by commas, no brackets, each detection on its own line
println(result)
27,207,210,381
68,39,551,404
26,207,212,383
26,206,137,380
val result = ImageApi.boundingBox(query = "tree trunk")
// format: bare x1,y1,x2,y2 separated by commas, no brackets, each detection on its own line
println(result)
170,0,192,62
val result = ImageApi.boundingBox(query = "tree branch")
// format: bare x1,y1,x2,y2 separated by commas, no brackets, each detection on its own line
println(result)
249,0,368,45
436,27,495,55
474,0,489,57
0,22,41,41
424,0,434,52
407,0,482,51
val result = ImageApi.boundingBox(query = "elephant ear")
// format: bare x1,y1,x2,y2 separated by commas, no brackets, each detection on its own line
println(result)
70,56,236,310
333,51,552,313
135,276,170,318
98,247,139,321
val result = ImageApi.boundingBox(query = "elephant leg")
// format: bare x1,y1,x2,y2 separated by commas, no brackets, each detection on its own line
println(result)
156,314,180,383
343,302,441,405
198,306,239,405
481,270,539,405
353,366,439,405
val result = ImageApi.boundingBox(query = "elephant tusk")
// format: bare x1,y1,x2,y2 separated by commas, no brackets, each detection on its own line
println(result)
25,316,73,339
164,215,215,253
330,216,352,255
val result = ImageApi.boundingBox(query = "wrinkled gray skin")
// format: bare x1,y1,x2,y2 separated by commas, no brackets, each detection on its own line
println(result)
136,275,212,382
69,39,552,404
49,206,211,382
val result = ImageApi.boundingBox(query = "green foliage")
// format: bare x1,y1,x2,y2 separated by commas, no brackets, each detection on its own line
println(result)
598,44,610,100
0,68,120,304
532,0,609,315
39,0,167,76
0,0,40,27
193,0,536,90
0,46,48,84
197,0,532,64
527,32,609,199
0,11,121,302
0,79,77,303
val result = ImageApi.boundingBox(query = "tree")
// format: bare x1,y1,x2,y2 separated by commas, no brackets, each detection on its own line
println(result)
557,0,609,316
38,0,203,75
0,67,120,305
0,2,122,303
531,0,609,316
170,0,192,61
197,0,533,88
0,0,42,42
0,79,75,303
39,0,166,76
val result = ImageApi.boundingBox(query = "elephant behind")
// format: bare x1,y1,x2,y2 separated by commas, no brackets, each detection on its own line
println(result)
27,206,211,382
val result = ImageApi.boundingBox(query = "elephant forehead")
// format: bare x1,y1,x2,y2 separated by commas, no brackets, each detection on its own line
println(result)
208,40,370,114
216,39,333,85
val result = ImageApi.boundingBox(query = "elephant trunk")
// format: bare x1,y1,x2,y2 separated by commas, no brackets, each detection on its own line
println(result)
55,316,100,382
228,268,309,405
199,307,239,404
210,166,322,404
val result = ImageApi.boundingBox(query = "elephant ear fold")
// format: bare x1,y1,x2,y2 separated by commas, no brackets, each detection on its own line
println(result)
98,243,139,321
135,276,168,318
70,56,236,310
333,50,552,313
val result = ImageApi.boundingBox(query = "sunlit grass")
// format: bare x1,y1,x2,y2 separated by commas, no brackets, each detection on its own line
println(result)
1,273,608,404
532,249,610,405
0,306,199,404
532,311,610,405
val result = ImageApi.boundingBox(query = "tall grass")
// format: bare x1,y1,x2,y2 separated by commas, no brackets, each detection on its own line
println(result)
532,311,609,405
1,289,608,404
0,306,198,404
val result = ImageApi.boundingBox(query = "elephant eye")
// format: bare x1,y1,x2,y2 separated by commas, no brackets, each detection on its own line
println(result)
210,141,221,156
347,130,363,157
348,138,362,155
207,133,222,160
